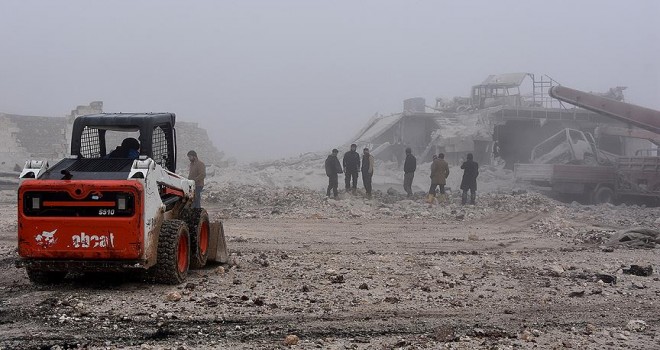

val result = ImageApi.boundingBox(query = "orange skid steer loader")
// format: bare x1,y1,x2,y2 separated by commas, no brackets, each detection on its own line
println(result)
16,113,228,284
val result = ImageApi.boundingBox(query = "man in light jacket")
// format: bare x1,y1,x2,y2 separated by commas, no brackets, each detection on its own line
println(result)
187,150,206,209
429,153,449,198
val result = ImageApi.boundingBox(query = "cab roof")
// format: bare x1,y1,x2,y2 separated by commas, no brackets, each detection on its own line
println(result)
73,113,176,130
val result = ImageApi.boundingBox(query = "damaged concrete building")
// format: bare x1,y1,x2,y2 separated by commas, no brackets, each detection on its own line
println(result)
0,102,226,174
351,73,655,168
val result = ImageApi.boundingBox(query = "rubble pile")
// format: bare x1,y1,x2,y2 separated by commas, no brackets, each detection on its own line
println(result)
204,184,326,218
530,201,660,243
204,183,555,221
204,178,660,250
482,191,555,212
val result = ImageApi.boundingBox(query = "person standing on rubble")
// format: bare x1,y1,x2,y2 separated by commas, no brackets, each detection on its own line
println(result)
429,153,449,200
187,150,206,209
325,149,343,199
403,147,416,197
460,153,479,205
361,148,375,199
342,143,360,194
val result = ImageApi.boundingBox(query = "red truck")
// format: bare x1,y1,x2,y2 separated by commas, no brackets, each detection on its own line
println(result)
515,86,660,204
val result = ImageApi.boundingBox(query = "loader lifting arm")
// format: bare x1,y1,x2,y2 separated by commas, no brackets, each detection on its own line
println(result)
549,85,660,135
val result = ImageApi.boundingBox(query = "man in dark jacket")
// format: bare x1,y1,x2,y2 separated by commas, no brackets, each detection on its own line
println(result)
460,153,479,205
342,144,360,194
107,137,140,159
403,147,416,197
361,148,374,199
325,149,343,198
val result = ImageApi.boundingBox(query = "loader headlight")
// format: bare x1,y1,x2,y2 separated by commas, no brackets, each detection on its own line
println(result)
31,196,41,210
117,195,127,210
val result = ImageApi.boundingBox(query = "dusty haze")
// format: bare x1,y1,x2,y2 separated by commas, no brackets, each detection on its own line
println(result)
1,0,658,161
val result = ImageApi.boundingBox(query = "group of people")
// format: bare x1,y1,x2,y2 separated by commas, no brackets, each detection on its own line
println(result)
325,144,375,199
326,145,479,205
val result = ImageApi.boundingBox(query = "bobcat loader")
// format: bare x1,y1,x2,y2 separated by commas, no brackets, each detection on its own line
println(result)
16,113,228,284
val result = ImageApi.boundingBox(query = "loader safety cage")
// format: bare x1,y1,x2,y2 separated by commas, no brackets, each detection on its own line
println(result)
70,113,178,172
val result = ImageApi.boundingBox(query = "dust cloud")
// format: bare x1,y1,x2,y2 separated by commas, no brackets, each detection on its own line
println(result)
0,0,658,161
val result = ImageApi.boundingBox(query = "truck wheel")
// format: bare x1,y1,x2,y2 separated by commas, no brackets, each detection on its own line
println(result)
26,268,66,284
185,208,210,269
153,220,190,284
593,187,614,204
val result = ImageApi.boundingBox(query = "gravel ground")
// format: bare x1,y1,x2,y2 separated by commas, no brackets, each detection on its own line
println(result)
0,187,658,349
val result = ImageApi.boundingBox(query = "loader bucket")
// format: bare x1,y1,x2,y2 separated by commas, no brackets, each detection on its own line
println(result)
207,222,229,263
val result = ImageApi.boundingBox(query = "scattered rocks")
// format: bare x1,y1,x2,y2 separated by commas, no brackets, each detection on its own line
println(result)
283,334,299,346
165,291,182,302
595,273,617,285
384,296,400,303
349,209,362,217
623,265,653,277
568,291,585,297
584,323,597,335
547,265,565,277
202,293,219,300
631,281,647,289
519,330,533,342
626,320,647,332
433,325,456,342
329,275,344,284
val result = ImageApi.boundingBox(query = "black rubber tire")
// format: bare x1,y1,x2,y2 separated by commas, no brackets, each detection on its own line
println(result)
26,268,67,285
593,187,614,205
152,220,190,285
183,208,210,269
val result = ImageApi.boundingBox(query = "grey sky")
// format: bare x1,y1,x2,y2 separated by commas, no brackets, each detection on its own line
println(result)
1,0,658,161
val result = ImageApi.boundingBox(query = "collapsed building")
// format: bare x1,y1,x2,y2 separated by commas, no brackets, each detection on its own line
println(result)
0,102,226,177
350,73,655,169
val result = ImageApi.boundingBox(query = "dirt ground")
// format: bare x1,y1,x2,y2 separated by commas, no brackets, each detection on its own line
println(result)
0,197,658,349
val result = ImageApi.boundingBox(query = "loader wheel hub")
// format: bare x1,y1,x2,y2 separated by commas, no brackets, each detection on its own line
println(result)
177,233,188,273
200,221,209,255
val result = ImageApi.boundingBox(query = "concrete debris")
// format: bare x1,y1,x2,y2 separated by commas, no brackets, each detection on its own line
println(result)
2,109,660,349
568,291,585,297
283,334,299,346
595,273,617,285
519,329,534,342
547,265,565,277
164,291,182,302
607,228,660,248
626,320,647,332
328,274,345,284
622,265,653,277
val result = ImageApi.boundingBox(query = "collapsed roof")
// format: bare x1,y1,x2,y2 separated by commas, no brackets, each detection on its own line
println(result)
348,73,644,168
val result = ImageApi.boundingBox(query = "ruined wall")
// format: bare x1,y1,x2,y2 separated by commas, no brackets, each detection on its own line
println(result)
0,102,226,175
0,113,68,170
176,121,226,172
